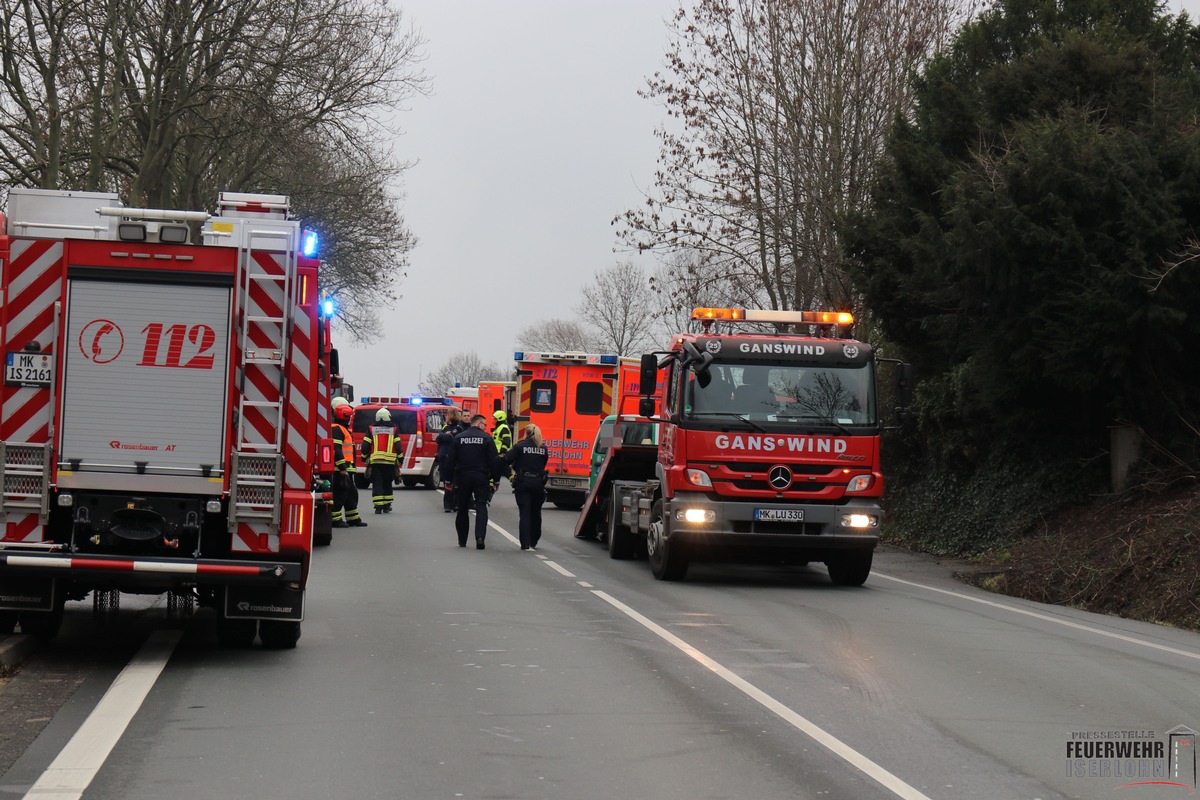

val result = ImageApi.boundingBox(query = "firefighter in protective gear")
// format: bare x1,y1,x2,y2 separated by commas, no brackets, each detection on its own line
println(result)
360,407,400,513
331,401,366,528
491,409,512,456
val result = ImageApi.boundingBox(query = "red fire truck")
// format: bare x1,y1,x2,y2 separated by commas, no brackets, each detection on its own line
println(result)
0,188,328,646
513,352,625,509
575,307,911,584
351,396,451,489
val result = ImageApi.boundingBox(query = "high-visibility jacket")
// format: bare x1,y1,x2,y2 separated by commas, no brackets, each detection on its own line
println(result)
332,422,356,472
362,426,399,465
492,422,512,455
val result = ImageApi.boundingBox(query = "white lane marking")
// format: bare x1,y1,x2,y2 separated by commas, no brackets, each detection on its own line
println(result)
541,561,576,578
481,512,928,798
590,589,932,800
874,572,1200,662
24,629,181,800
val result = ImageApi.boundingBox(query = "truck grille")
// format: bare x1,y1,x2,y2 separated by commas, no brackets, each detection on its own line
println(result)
731,521,820,535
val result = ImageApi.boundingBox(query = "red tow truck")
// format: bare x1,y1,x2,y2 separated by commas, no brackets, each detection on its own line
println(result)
0,188,326,646
575,307,910,584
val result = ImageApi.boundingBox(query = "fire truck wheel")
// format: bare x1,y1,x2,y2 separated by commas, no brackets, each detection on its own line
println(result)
401,477,419,488
607,494,635,560
826,551,873,587
259,620,301,649
426,463,442,489
647,500,688,581
19,603,64,642
354,473,370,490
216,617,258,648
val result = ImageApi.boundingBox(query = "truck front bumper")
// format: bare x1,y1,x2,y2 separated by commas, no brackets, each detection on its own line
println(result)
662,494,880,562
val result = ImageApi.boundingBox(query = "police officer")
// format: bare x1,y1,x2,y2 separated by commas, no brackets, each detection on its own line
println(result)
331,400,367,527
502,423,549,550
435,408,469,512
442,414,502,549
360,408,399,513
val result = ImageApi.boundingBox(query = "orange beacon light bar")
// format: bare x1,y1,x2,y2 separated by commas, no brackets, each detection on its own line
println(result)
691,307,853,326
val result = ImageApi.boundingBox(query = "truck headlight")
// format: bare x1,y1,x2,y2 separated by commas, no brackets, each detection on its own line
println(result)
841,513,877,529
676,508,715,523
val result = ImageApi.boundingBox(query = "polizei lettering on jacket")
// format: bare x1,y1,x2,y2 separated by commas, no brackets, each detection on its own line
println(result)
714,434,847,454
458,436,488,445
739,342,825,355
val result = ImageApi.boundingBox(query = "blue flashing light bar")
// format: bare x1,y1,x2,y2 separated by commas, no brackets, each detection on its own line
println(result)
513,352,524,361
301,229,320,258
599,354,619,364
322,299,335,318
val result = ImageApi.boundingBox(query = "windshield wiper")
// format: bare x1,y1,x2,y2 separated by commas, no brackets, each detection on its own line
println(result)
773,413,852,434
688,411,766,432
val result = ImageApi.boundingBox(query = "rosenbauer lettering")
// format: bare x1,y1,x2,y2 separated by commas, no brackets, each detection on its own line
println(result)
714,434,848,454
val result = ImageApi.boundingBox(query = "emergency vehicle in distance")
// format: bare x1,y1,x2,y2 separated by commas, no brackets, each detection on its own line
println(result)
575,307,911,585
0,188,328,646
513,352,629,509
351,396,451,489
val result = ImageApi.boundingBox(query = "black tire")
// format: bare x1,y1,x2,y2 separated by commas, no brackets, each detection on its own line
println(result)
216,616,258,648
353,472,369,490
314,530,333,547
607,493,635,560
647,499,688,581
401,477,419,488
424,462,441,489
259,620,301,649
0,611,19,635
19,605,64,641
827,551,873,586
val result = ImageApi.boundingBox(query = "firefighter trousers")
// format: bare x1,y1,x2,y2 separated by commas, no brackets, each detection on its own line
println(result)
370,463,396,511
333,471,362,524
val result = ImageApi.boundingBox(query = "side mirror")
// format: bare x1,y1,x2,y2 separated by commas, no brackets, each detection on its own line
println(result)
329,349,342,388
896,363,913,408
638,397,655,418
639,354,658,395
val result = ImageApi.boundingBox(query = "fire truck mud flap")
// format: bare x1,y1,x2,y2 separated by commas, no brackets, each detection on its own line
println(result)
0,575,57,613
223,584,304,622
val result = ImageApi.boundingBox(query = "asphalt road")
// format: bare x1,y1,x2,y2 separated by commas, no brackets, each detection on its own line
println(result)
0,486,1197,800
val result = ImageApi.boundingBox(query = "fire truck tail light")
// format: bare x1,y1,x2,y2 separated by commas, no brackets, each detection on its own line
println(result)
205,500,223,513
846,474,873,493
684,468,712,488
416,434,424,449
841,513,877,529
57,493,74,507
676,508,716,524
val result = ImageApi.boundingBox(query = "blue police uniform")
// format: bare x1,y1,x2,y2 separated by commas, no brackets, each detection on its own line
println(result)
502,438,549,550
442,422,502,548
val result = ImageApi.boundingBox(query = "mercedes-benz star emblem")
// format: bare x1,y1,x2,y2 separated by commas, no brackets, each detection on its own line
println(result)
768,465,792,490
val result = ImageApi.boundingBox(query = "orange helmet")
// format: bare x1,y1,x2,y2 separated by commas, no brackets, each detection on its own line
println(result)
333,403,353,423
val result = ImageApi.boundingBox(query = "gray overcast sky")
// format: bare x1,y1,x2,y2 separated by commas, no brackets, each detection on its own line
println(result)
336,0,1200,400
336,0,678,398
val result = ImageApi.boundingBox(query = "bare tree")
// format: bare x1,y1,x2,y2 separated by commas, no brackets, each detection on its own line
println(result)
514,319,600,353
616,0,969,313
576,260,661,356
417,352,507,397
0,0,427,341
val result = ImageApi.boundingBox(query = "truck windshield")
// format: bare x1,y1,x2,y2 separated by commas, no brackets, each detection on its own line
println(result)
683,363,874,428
